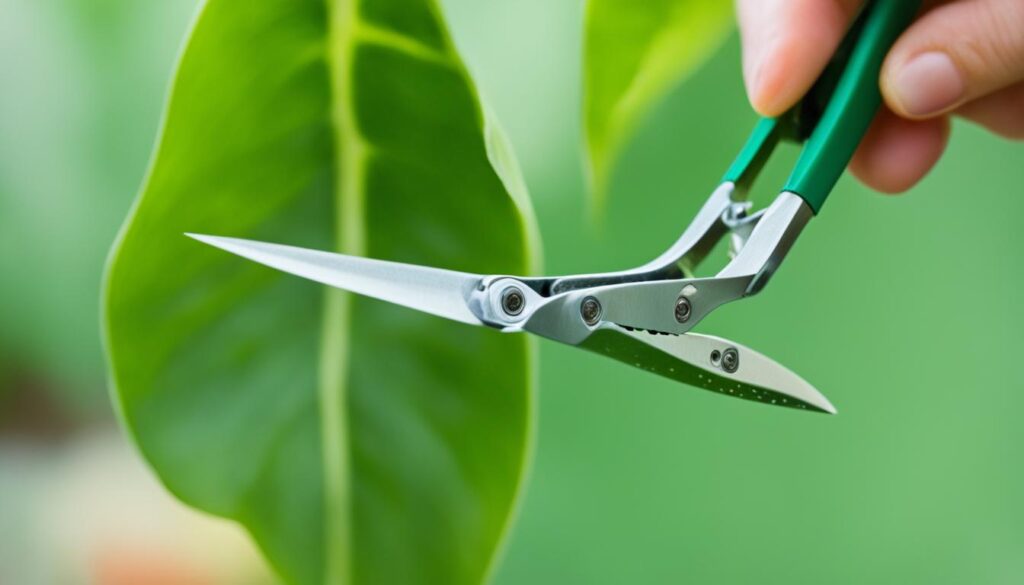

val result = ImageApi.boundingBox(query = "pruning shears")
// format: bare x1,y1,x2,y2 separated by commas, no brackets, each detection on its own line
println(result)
191,0,920,415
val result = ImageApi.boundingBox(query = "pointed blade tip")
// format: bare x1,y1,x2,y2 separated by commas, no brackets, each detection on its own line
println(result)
816,403,838,416
182,233,487,326
185,232,228,246
807,394,837,415
185,233,258,258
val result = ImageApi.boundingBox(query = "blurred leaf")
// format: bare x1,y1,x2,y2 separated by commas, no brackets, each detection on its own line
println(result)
583,0,732,207
0,0,196,411
104,0,538,583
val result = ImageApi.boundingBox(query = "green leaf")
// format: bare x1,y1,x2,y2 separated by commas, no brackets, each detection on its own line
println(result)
583,0,733,206
103,0,538,584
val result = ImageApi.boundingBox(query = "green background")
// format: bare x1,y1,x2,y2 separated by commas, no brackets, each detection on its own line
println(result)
3,0,1023,582
450,1,1024,583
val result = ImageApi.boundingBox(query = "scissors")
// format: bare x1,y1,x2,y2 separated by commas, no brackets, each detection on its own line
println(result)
190,0,920,415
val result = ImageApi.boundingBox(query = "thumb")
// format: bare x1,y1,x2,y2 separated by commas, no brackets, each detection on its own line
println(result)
881,0,1024,119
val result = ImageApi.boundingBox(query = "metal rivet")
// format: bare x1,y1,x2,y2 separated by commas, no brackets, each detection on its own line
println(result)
710,350,721,365
500,286,525,316
580,296,602,326
722,347,739,373
674,296,692,323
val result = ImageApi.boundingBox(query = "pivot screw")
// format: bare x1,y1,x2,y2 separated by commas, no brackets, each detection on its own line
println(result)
674,296,692,323
580,296,602,326
722,347,739,373
501,286,525,316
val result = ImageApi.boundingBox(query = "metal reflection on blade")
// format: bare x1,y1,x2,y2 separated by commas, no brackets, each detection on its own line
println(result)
578,326,835,414
187,234,486,326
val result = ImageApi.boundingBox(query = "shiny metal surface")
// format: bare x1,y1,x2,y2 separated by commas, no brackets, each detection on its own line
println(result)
515,192,812,337
717,191,812,293
578,326,835,413
548,182,736,293
525,276,750,337
723,200,766,259
187,234,486,326
188,184,829,414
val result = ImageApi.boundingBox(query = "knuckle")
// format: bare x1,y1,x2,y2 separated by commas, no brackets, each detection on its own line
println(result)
972,0,1024,81
920,0,1024,91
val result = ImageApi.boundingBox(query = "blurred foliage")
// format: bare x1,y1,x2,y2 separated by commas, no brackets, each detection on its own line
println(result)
443,2,1024,583
104,0,536,583
0,0,197,411
3,0,1023,583
582,0,732,207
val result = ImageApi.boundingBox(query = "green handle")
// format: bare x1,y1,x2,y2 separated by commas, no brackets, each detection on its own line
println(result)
723,117,782,195
724,0,921,213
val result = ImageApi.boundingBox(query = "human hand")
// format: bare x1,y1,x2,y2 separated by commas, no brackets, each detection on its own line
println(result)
736,0,1024,193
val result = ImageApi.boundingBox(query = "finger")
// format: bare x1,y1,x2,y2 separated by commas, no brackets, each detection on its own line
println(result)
882,0,1024,119
737,0,863,117
849,107,950,193
955,81,1024,139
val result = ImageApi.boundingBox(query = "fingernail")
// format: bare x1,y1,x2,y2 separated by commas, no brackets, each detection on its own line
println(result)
891,52,965,116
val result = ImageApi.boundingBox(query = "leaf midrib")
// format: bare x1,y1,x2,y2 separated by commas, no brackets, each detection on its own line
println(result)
320,3,505,582
320,3,458,583
322,0,363,583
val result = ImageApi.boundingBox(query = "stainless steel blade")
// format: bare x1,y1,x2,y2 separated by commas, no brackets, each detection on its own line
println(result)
188,234,486,325
578,326,835,414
